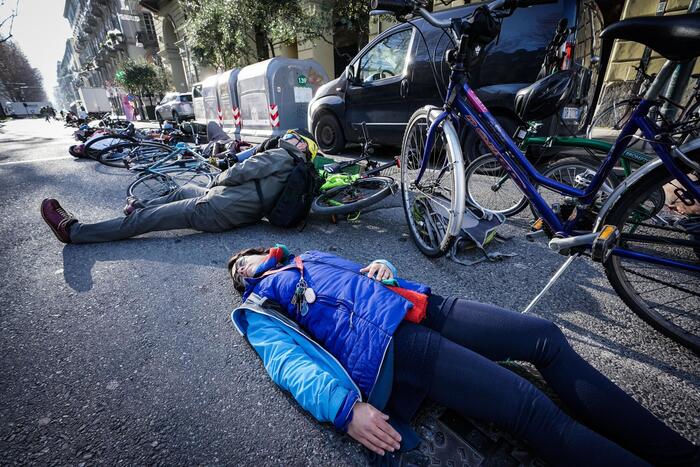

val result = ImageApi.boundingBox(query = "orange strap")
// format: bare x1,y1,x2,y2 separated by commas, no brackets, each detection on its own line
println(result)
387,286,428,323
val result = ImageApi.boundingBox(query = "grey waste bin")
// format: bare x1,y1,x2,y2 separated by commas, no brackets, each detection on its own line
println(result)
237,57,328,143
217,68,242,139
202,74,220,126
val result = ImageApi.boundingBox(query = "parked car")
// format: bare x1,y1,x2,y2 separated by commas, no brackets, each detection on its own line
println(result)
155,92,195,123
308,0,603,155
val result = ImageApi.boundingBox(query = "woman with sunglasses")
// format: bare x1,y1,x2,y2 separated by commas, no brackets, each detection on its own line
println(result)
228,245,698,466
40,129,318,244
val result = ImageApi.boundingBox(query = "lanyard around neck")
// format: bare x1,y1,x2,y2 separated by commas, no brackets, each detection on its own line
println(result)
260,255,304,278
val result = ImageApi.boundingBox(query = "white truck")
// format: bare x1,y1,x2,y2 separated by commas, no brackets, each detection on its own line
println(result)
78,87,112,116
3,101,52,118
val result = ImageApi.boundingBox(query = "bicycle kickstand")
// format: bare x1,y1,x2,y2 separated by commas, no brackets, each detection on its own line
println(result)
522,253,580,314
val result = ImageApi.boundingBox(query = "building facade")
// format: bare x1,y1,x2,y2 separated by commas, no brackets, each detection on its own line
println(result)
599,0,699,111
57,0,161,111
56,39,81,109
139,0,214,92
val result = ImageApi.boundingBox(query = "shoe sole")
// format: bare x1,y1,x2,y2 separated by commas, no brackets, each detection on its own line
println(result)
40,200,71,244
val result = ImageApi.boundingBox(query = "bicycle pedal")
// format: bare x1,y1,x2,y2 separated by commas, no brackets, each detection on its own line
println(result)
526,218,547,242
531,218,544,231
525,230,548,242
591,225,620,263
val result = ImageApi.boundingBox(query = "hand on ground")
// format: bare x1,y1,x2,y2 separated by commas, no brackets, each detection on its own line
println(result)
347,402,401,456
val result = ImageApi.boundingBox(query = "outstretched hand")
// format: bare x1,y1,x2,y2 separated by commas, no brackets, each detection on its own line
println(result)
347,402,401,456
360,262,394,282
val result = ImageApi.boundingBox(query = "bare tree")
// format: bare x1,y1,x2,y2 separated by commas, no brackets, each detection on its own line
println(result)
0,41,47,102
0,0,19,44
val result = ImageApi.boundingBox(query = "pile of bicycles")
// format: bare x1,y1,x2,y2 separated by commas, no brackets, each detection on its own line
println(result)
69,121,195,167
371,0,700,353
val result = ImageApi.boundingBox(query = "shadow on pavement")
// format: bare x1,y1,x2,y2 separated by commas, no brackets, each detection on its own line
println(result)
61,232,228,292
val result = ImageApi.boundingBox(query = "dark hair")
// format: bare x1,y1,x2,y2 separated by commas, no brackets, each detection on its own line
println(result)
227,246,270,293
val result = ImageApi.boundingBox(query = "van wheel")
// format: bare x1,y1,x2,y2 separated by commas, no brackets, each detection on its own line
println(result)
462,115,519,164
315,114,345,154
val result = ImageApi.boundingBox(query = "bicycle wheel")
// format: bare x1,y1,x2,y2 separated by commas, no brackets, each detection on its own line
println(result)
535,154,620,218
678,99,700,145
465,154,529,217
99,142,172,168
603,156,700,353
587,99,638,138
312,176,396,215
84,134,136,159
127,168,217,202
400,107,465,257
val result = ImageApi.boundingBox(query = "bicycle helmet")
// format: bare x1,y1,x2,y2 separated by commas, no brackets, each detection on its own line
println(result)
514,70,576,122
282,128,319,160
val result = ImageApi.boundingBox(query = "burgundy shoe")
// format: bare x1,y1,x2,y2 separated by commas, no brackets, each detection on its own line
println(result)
122,196,141,216
40,199,77,243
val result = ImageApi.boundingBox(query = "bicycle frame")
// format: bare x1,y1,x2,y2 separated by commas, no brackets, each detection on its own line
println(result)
132,145,209,176
416,63,700,273
523,134,652,176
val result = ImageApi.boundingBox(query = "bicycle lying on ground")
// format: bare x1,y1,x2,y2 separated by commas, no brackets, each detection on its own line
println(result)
126,143,220,200
379,0,700,352
77,122,198,167
312,122,400,217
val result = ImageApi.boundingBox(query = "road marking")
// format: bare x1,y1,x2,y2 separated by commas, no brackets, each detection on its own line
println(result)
0,156,74,166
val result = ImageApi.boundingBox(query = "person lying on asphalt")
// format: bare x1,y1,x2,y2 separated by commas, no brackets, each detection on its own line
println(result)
228,245,699,466
39,129,318,244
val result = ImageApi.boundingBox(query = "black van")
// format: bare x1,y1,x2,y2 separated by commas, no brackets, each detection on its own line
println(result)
308,0,603,155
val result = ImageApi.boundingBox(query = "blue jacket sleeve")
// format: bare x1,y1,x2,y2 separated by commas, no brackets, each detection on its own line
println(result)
245,312,359,431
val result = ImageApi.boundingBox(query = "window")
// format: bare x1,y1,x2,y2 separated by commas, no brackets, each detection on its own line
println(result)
142,13,156,42
192,85,203,98
358,29,412,83
179,94,193,102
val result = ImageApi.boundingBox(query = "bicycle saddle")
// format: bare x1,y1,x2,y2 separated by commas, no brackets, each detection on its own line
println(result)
601,13,700,62
514,70,576,122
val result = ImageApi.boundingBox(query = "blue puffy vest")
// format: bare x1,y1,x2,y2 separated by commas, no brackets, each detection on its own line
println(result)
243,251,431,398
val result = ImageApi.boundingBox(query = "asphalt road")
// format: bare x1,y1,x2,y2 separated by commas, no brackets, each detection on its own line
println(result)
0,118,698,466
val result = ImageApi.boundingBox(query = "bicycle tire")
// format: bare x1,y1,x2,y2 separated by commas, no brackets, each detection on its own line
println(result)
98,142,172,168
678,99,700,145
587,99,638,138
464,154,530,217
603,153,700,354
312,176,396,215
400,107,465,257
127,168,217,202
534,154,620,218
84,134,137,159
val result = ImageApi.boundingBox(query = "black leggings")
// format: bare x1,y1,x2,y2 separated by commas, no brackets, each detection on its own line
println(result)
420,297,696,466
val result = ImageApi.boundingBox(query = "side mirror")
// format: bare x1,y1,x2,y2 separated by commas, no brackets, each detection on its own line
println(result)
346,65,358,86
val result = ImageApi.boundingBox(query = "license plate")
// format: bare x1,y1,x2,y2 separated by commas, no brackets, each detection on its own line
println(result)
561,107,579,121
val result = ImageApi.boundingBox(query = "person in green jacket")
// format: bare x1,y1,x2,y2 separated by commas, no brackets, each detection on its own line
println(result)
40,130,318,244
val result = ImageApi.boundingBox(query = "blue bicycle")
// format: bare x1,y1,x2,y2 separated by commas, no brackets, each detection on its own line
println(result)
376,0,700,352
